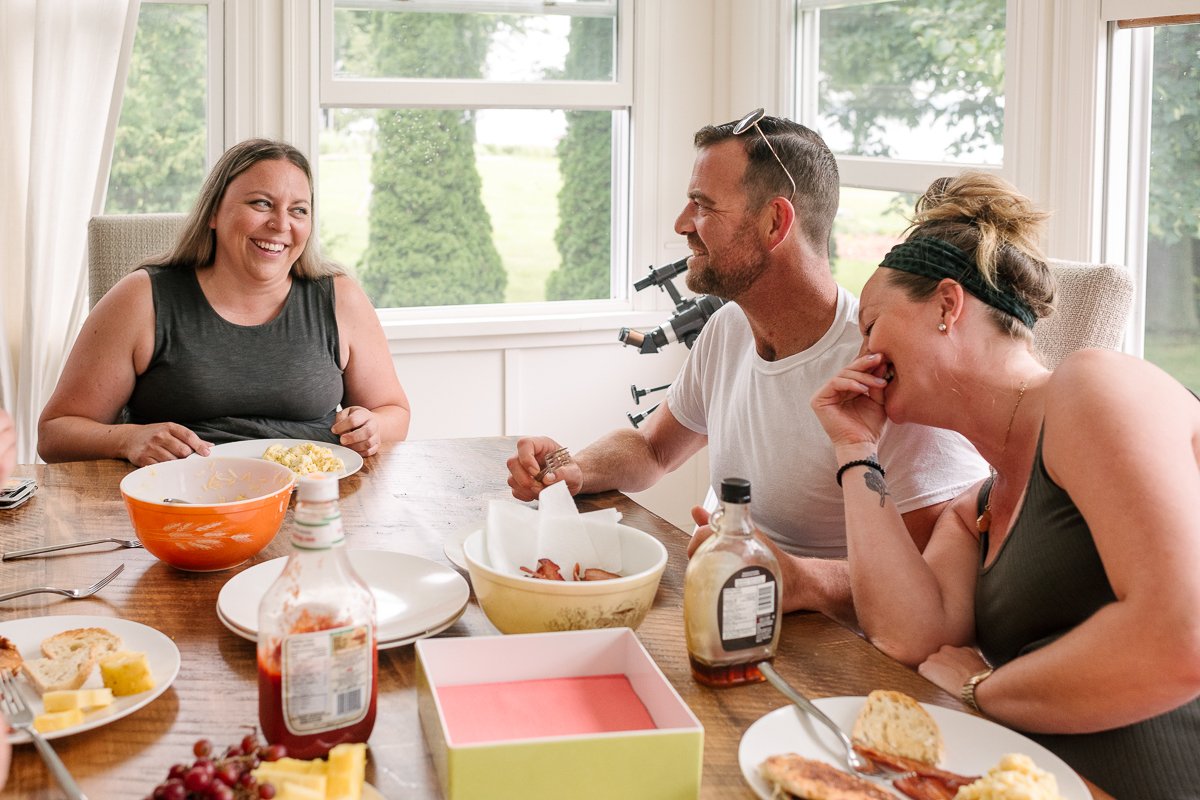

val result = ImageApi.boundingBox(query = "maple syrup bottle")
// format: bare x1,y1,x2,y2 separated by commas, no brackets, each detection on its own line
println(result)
684,478,782,687
258,474,377,758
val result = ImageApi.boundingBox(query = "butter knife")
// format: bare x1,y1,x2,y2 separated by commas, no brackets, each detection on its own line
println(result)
2,537,143,561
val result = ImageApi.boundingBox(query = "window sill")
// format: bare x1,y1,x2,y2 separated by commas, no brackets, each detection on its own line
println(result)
381,309,670,354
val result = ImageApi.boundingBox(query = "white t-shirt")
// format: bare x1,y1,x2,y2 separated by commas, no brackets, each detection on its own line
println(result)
666,287,988,558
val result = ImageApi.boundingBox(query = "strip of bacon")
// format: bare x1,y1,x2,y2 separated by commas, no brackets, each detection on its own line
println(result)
574,563,621,581
853,744,978,789
519,558,565,580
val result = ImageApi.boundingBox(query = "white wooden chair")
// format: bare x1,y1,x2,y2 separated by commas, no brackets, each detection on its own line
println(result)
87,213,187,308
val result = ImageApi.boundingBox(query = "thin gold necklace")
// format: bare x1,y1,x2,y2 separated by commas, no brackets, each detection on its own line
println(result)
977,378,1030,534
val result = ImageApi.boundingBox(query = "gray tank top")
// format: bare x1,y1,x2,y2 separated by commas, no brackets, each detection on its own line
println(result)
976,431,1200,799
125,266,344,444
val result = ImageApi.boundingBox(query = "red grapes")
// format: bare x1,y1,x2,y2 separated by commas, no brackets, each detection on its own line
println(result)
145,732,286,800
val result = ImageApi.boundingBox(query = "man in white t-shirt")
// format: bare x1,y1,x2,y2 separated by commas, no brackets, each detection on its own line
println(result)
506,112,987,625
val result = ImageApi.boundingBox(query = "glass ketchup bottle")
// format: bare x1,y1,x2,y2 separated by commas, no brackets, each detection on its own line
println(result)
258,473,377,759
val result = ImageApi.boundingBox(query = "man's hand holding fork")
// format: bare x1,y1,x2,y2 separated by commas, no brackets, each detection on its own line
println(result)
506,437,579,501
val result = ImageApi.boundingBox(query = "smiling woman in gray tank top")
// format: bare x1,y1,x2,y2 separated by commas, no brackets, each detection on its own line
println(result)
38,139,411,466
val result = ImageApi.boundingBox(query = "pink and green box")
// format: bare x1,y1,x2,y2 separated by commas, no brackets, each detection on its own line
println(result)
415,628,704,799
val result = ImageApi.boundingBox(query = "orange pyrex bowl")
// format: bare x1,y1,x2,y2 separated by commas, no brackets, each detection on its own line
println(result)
120,456,295,571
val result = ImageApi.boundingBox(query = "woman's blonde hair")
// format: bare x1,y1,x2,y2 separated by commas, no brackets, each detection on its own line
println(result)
144,139,344,280
889,171,1055,338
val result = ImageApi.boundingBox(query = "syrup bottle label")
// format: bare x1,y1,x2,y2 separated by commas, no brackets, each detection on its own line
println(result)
717,567,778,651
281,625,371,733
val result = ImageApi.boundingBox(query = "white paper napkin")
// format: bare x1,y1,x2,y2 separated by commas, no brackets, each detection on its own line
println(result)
482,482,623,580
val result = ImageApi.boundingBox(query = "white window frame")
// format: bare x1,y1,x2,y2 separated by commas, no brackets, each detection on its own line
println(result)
316,0,643,327
791,0,1017,197
1097,0,1200,357
116,2,685,345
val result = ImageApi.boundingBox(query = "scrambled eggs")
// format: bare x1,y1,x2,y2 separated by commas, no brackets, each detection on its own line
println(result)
955,754,1064,800
263,442,345,476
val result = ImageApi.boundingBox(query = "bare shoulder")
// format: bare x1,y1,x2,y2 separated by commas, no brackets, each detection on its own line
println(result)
332,274,379,321
1042,349,1199,485
87,268,154,330
332,273,370,304
1045,349,1196,423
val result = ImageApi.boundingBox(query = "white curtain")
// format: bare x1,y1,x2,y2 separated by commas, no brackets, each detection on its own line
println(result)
0,0,140,463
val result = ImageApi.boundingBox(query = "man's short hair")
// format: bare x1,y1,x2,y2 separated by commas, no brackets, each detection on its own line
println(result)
694,115,839,256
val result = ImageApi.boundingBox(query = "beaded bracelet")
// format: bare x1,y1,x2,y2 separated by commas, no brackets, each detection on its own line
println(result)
835,458,885,487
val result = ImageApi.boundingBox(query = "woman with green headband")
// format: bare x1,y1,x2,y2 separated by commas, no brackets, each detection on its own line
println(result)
811,171,1200,798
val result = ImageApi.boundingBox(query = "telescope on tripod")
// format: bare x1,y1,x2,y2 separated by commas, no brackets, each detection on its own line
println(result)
617,258,727,354
617,258,726,426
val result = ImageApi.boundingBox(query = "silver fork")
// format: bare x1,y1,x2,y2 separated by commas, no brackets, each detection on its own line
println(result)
534,446,572,482
759,662,915,784
0,563,125,603
0,670,89,799
3,537,142,561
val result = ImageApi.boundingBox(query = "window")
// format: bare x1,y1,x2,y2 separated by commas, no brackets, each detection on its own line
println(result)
1105,15,1200,392
318,0,632,311
105,0,219,214
794,0,1006,294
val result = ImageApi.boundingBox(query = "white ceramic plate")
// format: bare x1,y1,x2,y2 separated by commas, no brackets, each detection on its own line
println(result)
442,526,473,571
218,596,467,650
2,615,181,745
739,697,1090,800
203,439,364,478
217,550,470,648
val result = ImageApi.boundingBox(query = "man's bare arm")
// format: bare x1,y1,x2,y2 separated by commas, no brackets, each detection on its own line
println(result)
576,401,707,494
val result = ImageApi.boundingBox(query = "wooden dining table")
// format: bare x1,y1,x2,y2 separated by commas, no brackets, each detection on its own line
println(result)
2,437,1110,799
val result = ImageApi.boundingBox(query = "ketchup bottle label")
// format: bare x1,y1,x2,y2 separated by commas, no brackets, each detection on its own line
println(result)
281,625,372,733
717,567,778,651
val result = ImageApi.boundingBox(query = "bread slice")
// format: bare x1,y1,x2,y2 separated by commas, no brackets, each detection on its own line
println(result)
0,635,22,676
852,690,944,766
21,647,96,694
759,754,895,800
41,627,122,660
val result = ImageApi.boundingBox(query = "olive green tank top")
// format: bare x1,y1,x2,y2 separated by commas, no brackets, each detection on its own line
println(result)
975,431,1200,799
125,266,344,444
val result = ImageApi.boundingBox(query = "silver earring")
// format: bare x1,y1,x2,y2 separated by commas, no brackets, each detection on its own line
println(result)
938,322,948,332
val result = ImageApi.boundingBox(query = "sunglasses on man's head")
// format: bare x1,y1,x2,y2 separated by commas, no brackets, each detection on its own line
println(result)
732,108,797,203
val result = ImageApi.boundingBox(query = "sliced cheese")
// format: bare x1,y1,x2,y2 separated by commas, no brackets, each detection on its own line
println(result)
327,743,367,800
254,757,327,776
278,784,326,800
42,687,114,713
33,707,84,733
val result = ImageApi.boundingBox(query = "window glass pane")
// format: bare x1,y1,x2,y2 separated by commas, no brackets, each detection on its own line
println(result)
105,3,208,213
319,108,616,307
1142,22,1200,392
332,1,616,82
831,188,913,296
816,0,1004,164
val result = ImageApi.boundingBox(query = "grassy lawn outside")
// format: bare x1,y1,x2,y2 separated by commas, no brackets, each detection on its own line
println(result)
318,154,371,275
831,187,913,296
477,148,561,303
1144,333,1200,393
319,147,561,303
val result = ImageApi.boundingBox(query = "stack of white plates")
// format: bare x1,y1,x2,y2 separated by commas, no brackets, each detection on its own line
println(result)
216,550,470,649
